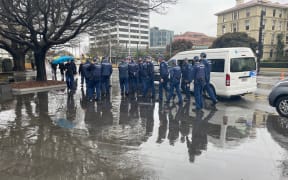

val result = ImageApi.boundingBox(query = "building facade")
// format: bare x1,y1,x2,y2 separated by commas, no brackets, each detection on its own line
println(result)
89,0,150,59
215,0,288,60
174,32,216,49
150,27,174,47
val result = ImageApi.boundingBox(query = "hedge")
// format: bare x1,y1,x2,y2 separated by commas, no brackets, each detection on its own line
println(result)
260,62,288,68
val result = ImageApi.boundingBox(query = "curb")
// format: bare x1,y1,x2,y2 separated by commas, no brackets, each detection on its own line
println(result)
12,84,67,95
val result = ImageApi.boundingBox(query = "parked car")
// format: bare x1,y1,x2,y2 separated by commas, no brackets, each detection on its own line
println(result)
268,79,288,118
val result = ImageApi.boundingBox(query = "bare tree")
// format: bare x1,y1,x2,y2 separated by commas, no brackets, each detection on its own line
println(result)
0,0,177,81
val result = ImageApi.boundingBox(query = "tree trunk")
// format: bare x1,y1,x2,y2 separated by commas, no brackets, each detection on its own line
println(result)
34,50,47,81
12,51,26,71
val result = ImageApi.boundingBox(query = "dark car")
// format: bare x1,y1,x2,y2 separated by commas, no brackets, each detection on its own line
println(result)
268,79,288,118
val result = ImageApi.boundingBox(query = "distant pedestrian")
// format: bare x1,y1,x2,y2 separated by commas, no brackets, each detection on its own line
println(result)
59,63,65,81
51,62,58,80
64,60,77,92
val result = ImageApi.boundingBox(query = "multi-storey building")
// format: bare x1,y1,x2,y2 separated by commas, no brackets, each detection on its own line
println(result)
174,32,216,49
215,0,288,60
89,0,150,59
150,27,174,47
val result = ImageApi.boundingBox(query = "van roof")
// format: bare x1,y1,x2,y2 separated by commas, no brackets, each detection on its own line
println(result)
177,47,254,56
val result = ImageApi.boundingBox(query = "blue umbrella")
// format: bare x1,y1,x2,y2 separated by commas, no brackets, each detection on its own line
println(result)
52,56,74,64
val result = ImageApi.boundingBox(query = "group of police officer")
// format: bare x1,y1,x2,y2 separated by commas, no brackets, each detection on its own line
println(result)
158,52,218,110
77,52,218,111
78,58,113,102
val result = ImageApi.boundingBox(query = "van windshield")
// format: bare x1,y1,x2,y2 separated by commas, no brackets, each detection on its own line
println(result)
230,57,256,72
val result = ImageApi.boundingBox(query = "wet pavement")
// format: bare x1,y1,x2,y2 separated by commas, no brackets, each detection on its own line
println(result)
0,72,288,180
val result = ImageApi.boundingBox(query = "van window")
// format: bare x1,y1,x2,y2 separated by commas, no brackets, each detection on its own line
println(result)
230,57,256,72
209,59,225,72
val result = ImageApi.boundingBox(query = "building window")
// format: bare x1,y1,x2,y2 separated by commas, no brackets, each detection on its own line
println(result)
245,20,250,30
273,9,276,17
278,21,282,31
271,33,275,45
286,35,288,45
270,49,273,58
287,22,288,31
232,23,237,32
222,25,226,34
232,11,238,20
272,20,276,30
246,9,250,17
222,16,226,23
279,10,282,18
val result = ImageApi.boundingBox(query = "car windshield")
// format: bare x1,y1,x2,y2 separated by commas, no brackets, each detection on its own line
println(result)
230,57,256,72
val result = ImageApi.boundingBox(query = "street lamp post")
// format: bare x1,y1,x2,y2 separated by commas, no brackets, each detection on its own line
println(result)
257,9,264,73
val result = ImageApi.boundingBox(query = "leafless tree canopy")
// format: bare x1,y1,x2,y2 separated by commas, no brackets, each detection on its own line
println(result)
0,0,177,80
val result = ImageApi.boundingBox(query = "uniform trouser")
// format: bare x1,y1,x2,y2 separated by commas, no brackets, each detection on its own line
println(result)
167,81,182,103
129,76,138,93
81,74,85,85
182,81,191,99
52,69,57,80
204,83,217,103
119,77,129,94
159,77,169,100
87,79,101,100
102,76,110,94
66,74,74,90
194,80,205,109
143,77,155,97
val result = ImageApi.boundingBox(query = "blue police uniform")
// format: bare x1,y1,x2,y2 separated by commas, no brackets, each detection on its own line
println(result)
128,60,139,94
202,58,217,104
166,64,183,104
142,61,155,98
82,60,91,86
181,61,193,100
138,61,144,94
118,61,129,95
159,61,169,101
64,61,77,91
87,62,102,101
192,60,206,109
101,59,113,95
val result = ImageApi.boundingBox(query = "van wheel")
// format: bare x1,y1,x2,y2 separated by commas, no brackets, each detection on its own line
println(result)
276,96,288,118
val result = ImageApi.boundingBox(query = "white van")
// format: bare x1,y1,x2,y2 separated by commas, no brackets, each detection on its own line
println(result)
168,47,257,97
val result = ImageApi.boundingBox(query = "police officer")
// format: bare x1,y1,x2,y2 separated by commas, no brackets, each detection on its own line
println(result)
181,58,193,101
64,59,77,92
128,57,139,95
200,52,218,105
101,58,113,96
142,56,155,98
82,59,91,88
118,58,129,96
166,59,183,105
158,55,169,101
87,59,102,102
192,56,206,110
137,57,144,95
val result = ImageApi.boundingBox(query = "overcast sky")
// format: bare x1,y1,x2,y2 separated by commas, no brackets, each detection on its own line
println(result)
150,0,287,37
